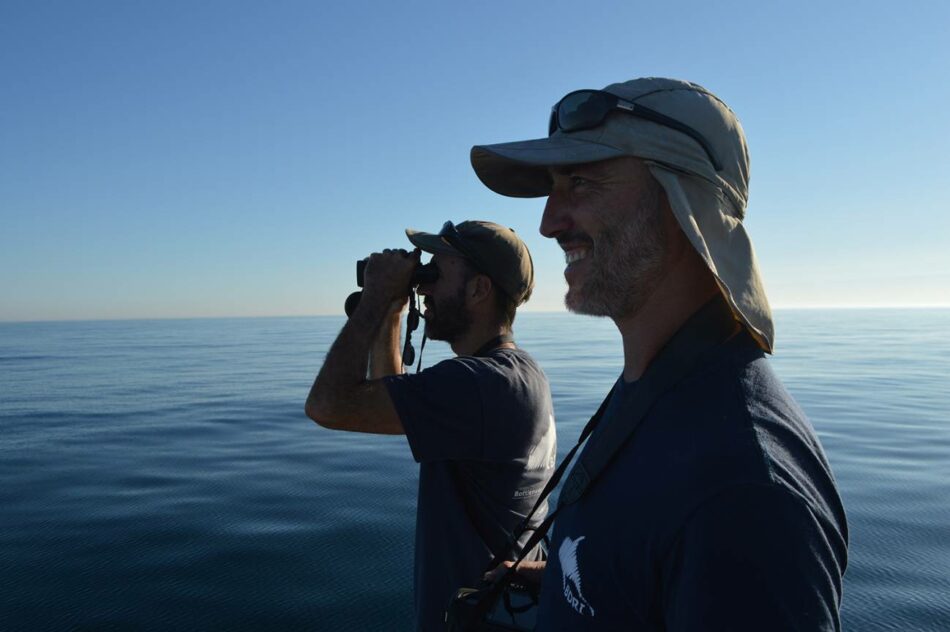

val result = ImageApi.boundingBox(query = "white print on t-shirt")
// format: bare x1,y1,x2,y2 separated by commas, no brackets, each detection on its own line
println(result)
513,486,543,498
559,535,596,618
525,413,557,471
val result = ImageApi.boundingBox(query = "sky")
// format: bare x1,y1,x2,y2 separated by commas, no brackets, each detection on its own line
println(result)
2,0,948,321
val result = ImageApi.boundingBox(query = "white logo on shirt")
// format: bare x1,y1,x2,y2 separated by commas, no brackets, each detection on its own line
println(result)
559,535,596,617
513,487,542,498
525,413,557,471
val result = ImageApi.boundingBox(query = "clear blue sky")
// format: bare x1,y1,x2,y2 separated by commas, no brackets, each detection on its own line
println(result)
2,0,948,321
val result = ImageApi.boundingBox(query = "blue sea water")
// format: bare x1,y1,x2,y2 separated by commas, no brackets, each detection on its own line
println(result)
1,310,948,631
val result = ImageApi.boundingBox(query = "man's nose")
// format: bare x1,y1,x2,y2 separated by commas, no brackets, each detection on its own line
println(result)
540,192,573,239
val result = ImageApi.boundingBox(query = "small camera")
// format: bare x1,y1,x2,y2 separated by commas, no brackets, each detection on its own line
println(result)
344,256,439,317
445,581,539,631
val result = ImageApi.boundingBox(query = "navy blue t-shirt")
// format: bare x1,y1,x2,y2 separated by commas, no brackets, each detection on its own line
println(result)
537,332,848,631
383,347,556,632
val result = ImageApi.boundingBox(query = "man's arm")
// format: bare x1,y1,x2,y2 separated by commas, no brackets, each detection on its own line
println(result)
370,301,405,379
305,250,417,435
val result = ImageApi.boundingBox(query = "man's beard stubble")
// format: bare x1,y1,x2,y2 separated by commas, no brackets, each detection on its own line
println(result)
423,286,472,343
565,183,668,319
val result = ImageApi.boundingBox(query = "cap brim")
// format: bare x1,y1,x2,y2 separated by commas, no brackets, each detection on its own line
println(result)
405,229,463,257
471,136,627,198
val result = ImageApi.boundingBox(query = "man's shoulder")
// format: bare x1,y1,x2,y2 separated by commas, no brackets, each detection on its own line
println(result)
582,333,821,498
416,346,539,370
386,348,549,398
670,331,803,424
387,352,501,382
452,347,549,386
624,333,843,532
472,345,541,365
650,337,817,469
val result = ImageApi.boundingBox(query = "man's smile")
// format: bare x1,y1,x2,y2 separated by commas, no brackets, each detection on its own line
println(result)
565,248,589,267
559,238,593,281
557,234,594,276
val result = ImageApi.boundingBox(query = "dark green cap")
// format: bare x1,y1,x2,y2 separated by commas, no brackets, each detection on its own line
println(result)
405,220,534,305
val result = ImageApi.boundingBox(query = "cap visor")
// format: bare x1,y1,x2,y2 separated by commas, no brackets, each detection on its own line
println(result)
405,229,463,256
471,136,627,198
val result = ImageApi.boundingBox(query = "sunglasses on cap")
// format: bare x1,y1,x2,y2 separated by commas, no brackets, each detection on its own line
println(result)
438,221,490,276
548,89,723,171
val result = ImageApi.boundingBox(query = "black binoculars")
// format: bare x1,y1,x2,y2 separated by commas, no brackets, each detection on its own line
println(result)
344,256,439,317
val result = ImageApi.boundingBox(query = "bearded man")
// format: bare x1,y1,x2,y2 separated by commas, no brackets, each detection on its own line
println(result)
472,78,848,630
305,220,556,632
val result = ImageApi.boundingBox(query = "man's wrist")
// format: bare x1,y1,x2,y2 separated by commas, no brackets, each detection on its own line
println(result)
352,290,394,329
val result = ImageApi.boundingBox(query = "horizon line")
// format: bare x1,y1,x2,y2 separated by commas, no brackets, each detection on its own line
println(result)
2,303,950,325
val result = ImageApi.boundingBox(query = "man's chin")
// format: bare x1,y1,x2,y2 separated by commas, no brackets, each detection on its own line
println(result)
423,321,451,343
565,287,611,317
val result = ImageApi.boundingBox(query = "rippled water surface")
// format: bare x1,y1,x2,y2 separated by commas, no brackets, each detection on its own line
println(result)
1,310,948,630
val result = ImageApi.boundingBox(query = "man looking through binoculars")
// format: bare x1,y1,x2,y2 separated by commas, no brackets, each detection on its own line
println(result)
306,220,556,632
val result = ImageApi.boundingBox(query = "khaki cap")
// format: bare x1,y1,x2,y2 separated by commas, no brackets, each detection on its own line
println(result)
405,220,535,305
470,77,774,352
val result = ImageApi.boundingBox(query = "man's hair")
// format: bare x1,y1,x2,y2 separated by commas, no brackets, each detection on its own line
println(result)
493,287,519,330
461,261,518,331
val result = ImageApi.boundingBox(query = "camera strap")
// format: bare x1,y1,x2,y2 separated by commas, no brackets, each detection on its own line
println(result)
465,386,615,625
482,382,615,575
414,332,427,373
481,297,741,613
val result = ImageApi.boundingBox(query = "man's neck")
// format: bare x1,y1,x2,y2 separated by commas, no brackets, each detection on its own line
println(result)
451,323,513,357
613,256,720,382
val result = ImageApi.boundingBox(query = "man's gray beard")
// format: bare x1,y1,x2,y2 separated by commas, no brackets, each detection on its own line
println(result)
423,287,472,343
565,190,667,319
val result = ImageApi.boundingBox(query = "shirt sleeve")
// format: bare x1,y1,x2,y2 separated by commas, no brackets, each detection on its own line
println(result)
382,357,484,463
662,483,842,632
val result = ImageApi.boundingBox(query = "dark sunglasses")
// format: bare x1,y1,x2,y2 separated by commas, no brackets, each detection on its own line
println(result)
438,221,488,274
548,89,723,171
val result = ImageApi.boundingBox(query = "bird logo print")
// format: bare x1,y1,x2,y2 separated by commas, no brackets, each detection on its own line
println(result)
559,535,595,617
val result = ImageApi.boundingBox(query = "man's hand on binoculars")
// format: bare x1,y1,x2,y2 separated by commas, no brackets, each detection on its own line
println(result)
362,248,421,304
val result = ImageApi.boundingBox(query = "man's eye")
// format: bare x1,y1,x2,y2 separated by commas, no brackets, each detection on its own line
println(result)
570,175,588,187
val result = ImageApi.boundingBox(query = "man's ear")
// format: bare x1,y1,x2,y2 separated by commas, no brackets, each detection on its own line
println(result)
467,274,494,306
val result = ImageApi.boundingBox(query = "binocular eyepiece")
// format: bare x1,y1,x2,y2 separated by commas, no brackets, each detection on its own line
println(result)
344,257,439,317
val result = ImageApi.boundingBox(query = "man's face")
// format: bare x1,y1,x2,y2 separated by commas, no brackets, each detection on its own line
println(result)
540,156,669,318
417,253,473,342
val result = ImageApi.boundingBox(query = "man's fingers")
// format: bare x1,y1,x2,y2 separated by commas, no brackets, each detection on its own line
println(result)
361,248,419,302
483,560,546,585
368,249,412,266
483,560,515,582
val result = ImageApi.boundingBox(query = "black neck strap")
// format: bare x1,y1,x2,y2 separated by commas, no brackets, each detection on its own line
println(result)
473,333,514,358
414,332,427,373
481,380,615,574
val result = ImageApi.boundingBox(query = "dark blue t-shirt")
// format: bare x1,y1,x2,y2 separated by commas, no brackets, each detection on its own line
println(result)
384,347,556,632
537,332,848,631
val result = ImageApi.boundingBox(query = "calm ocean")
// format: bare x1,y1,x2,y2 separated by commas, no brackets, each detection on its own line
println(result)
1,310,948,631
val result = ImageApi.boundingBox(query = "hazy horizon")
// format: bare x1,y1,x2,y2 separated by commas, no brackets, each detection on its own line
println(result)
3,303,949,325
